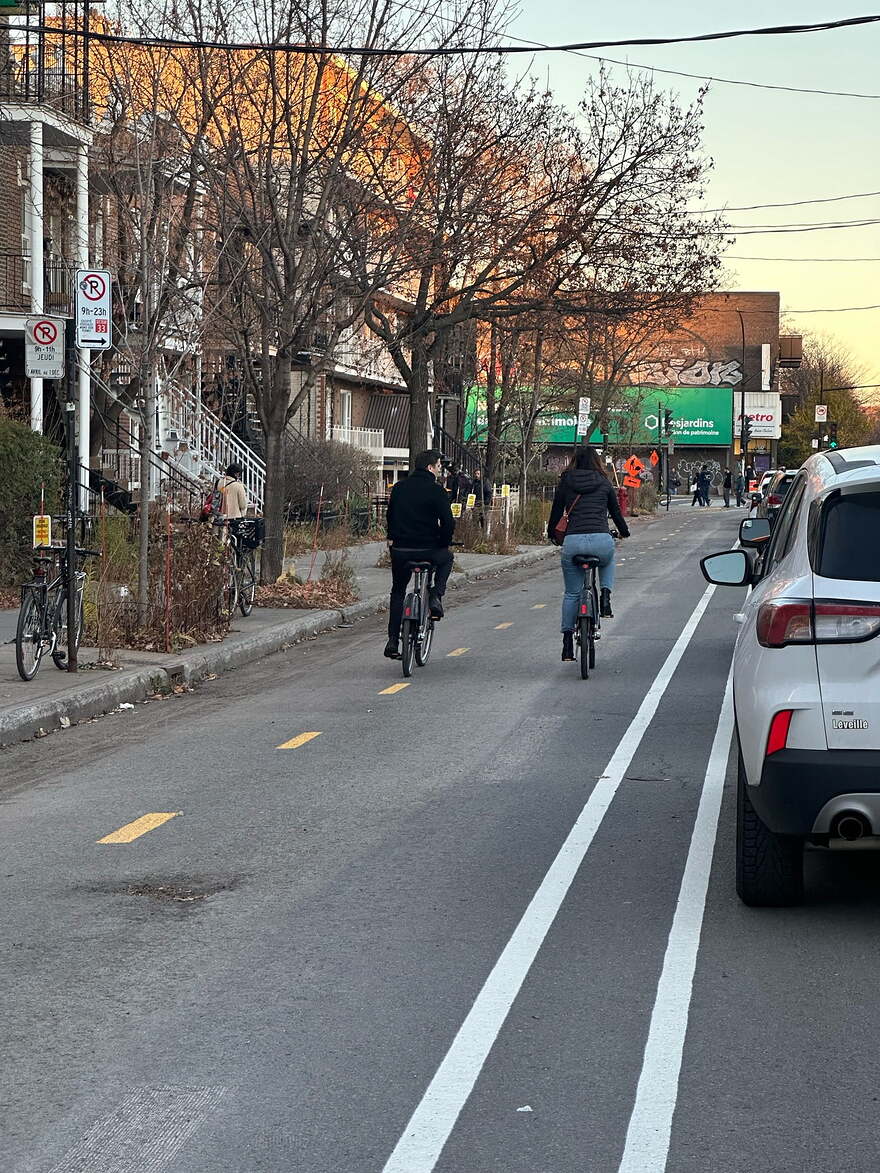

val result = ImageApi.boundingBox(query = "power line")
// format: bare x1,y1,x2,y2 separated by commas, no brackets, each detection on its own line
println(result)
784,304,880,313
728,255,880,261
686,190,880,214
6,12,880,54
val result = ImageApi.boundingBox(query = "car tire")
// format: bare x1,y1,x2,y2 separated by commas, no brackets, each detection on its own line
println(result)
736,746,804,906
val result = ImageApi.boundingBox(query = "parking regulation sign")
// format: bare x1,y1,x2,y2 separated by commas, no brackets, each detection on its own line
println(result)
25,315,65,378
75,268,112,349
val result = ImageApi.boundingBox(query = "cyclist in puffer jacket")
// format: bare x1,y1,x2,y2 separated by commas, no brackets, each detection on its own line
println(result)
547,446,630,662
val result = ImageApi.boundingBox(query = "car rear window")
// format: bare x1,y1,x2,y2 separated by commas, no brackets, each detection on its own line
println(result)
817,492,880,581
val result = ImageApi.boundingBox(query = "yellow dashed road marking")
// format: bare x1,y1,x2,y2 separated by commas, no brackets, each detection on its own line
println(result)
277,731,322,750
379,682,411,695
495,622,514,630
97,812,180,844
531,604,546,609
447,648,469,657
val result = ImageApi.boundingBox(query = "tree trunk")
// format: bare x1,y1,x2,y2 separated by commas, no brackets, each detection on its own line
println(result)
261,423,286,584
137,368,157,614
484,323,499,482
408,337,430,468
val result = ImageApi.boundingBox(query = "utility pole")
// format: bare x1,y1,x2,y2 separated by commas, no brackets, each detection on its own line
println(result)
64,320,78,672
736,309,748,480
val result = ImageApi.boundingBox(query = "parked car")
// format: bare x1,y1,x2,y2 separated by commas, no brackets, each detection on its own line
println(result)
701,446,880,906
753,468,798,526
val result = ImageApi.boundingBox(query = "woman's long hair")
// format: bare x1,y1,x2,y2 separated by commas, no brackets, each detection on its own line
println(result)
565,445,608,478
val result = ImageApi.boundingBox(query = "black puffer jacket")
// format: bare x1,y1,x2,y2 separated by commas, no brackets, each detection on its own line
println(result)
547,469,630,541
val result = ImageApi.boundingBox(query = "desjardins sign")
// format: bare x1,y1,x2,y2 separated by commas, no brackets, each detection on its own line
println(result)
464,385,734,447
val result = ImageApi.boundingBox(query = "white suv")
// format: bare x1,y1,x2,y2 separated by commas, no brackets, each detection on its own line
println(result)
702,446,880,906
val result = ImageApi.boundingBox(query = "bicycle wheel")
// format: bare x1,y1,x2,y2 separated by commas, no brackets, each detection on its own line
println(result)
238,550,256,616
51,585,84,670
578,616,590,679
15,589,45,680
221,563,238,618
401,617,416,677
415,617,434,666
588,621,596,669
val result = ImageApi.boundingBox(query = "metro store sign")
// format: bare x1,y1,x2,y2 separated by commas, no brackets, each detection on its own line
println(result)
465,385,734,447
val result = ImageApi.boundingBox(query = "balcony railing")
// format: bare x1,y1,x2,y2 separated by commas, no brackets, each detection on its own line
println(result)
331,425,384,466
0,253,73,313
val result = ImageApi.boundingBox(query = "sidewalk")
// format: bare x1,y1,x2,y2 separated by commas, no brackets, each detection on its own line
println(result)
0,543,556,746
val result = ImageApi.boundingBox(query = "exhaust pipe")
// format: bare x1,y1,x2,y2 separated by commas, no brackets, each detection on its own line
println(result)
833,812,871,841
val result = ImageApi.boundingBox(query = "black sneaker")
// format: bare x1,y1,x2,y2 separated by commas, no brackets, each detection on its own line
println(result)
429,592,444,619
600,589,614,618
383,639,401,659
561,632,575,661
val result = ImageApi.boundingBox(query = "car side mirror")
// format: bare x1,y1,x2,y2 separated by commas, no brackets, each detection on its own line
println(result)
700,550,752,587
739,517,771,547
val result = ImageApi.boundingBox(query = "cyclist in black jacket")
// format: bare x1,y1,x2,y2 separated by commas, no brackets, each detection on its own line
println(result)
384,449,455,660
548,446,630,662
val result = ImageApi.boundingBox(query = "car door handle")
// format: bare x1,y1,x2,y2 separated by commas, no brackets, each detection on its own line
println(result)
734,612,746,624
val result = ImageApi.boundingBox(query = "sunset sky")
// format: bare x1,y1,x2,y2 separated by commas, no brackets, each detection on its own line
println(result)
511,1,879,387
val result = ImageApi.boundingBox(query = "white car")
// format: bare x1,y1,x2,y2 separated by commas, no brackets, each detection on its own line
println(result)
702,446,880,906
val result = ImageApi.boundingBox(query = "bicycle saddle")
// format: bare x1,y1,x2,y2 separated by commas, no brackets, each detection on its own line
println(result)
572,555,601,568
405,560,434,570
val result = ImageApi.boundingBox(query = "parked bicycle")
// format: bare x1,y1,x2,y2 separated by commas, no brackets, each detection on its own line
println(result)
222,518,263,618
16,544,100,681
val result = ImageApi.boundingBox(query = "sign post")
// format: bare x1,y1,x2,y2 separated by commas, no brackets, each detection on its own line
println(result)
64,319,78,672
576,396,591,440
75,269,112,350
25,316,65,379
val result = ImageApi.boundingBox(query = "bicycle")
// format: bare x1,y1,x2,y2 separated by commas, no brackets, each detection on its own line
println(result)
15,545,100,681
218,518,261,618
572,553,601,680
397,542,460,678
400,558,437,677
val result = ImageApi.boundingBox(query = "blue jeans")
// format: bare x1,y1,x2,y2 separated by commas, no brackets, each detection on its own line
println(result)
560,532,616,632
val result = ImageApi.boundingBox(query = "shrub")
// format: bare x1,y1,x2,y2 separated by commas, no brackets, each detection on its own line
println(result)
517,498,550,544
284,435,377,515
0,417,62,585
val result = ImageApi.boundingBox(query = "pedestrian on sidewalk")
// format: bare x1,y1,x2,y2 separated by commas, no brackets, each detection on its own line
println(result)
722,467,732,508
384,449,455,660
735,471,746,507
697,465,712,507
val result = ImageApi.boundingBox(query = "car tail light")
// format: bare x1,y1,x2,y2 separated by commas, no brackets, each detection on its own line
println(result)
813,601,880,642
766,709,793,756
767,494,783,507
756,600,812,647
756,599,880,647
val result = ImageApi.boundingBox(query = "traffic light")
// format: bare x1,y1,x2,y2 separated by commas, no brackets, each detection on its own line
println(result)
663,409,673,435
601,430,609,451
741,415,751,446
828,422,839,449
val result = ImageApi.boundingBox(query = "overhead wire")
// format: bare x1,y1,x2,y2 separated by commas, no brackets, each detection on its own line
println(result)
3,11,880,55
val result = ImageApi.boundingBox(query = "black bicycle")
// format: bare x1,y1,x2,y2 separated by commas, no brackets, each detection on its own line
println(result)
229,519,261,617
400,559,437,677
15,545,99,680
572,553,601,680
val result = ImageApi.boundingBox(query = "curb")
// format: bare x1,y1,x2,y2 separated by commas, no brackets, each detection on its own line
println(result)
0,545,556,747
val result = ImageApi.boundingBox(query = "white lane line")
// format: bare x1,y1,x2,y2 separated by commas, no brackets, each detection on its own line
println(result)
382,582,718,1173
49,1087,226,1172
617,668,735,1173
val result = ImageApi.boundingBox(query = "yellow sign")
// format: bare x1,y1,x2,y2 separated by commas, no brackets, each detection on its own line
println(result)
466,493,477,509
451,502,462,518
33,514,51,547
501,484,510,498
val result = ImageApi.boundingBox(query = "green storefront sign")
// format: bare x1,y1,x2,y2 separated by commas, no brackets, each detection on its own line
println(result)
464,385,733,447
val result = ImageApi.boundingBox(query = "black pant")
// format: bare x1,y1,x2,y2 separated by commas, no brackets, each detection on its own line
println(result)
388,547,454,639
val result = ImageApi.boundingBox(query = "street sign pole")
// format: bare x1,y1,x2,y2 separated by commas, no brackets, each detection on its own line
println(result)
64,319,78,672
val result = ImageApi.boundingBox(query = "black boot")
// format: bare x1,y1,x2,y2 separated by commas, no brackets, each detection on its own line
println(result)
561,632,575,661
600,588,614,618
428,591,444,619
384,639,401,659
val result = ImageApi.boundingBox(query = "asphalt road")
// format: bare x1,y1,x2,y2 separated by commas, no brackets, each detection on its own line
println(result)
2,503,878,1173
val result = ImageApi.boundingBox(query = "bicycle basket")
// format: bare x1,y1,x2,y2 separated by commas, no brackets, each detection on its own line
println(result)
236,518,265,549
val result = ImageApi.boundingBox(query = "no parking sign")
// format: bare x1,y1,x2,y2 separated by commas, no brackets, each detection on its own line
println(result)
25,316,65,378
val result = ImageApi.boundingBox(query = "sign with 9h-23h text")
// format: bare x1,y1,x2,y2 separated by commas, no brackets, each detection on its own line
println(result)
75,269,112,350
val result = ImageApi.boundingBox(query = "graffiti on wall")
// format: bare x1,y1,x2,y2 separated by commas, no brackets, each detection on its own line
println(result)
676,458,724,489
634,359,742,388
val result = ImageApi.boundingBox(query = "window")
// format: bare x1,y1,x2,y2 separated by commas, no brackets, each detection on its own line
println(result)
762,474,806,574
339,390,352,431
815,491,880,581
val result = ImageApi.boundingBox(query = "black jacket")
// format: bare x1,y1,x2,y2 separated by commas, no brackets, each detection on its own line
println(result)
387,469,455,548
547,469,630,541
